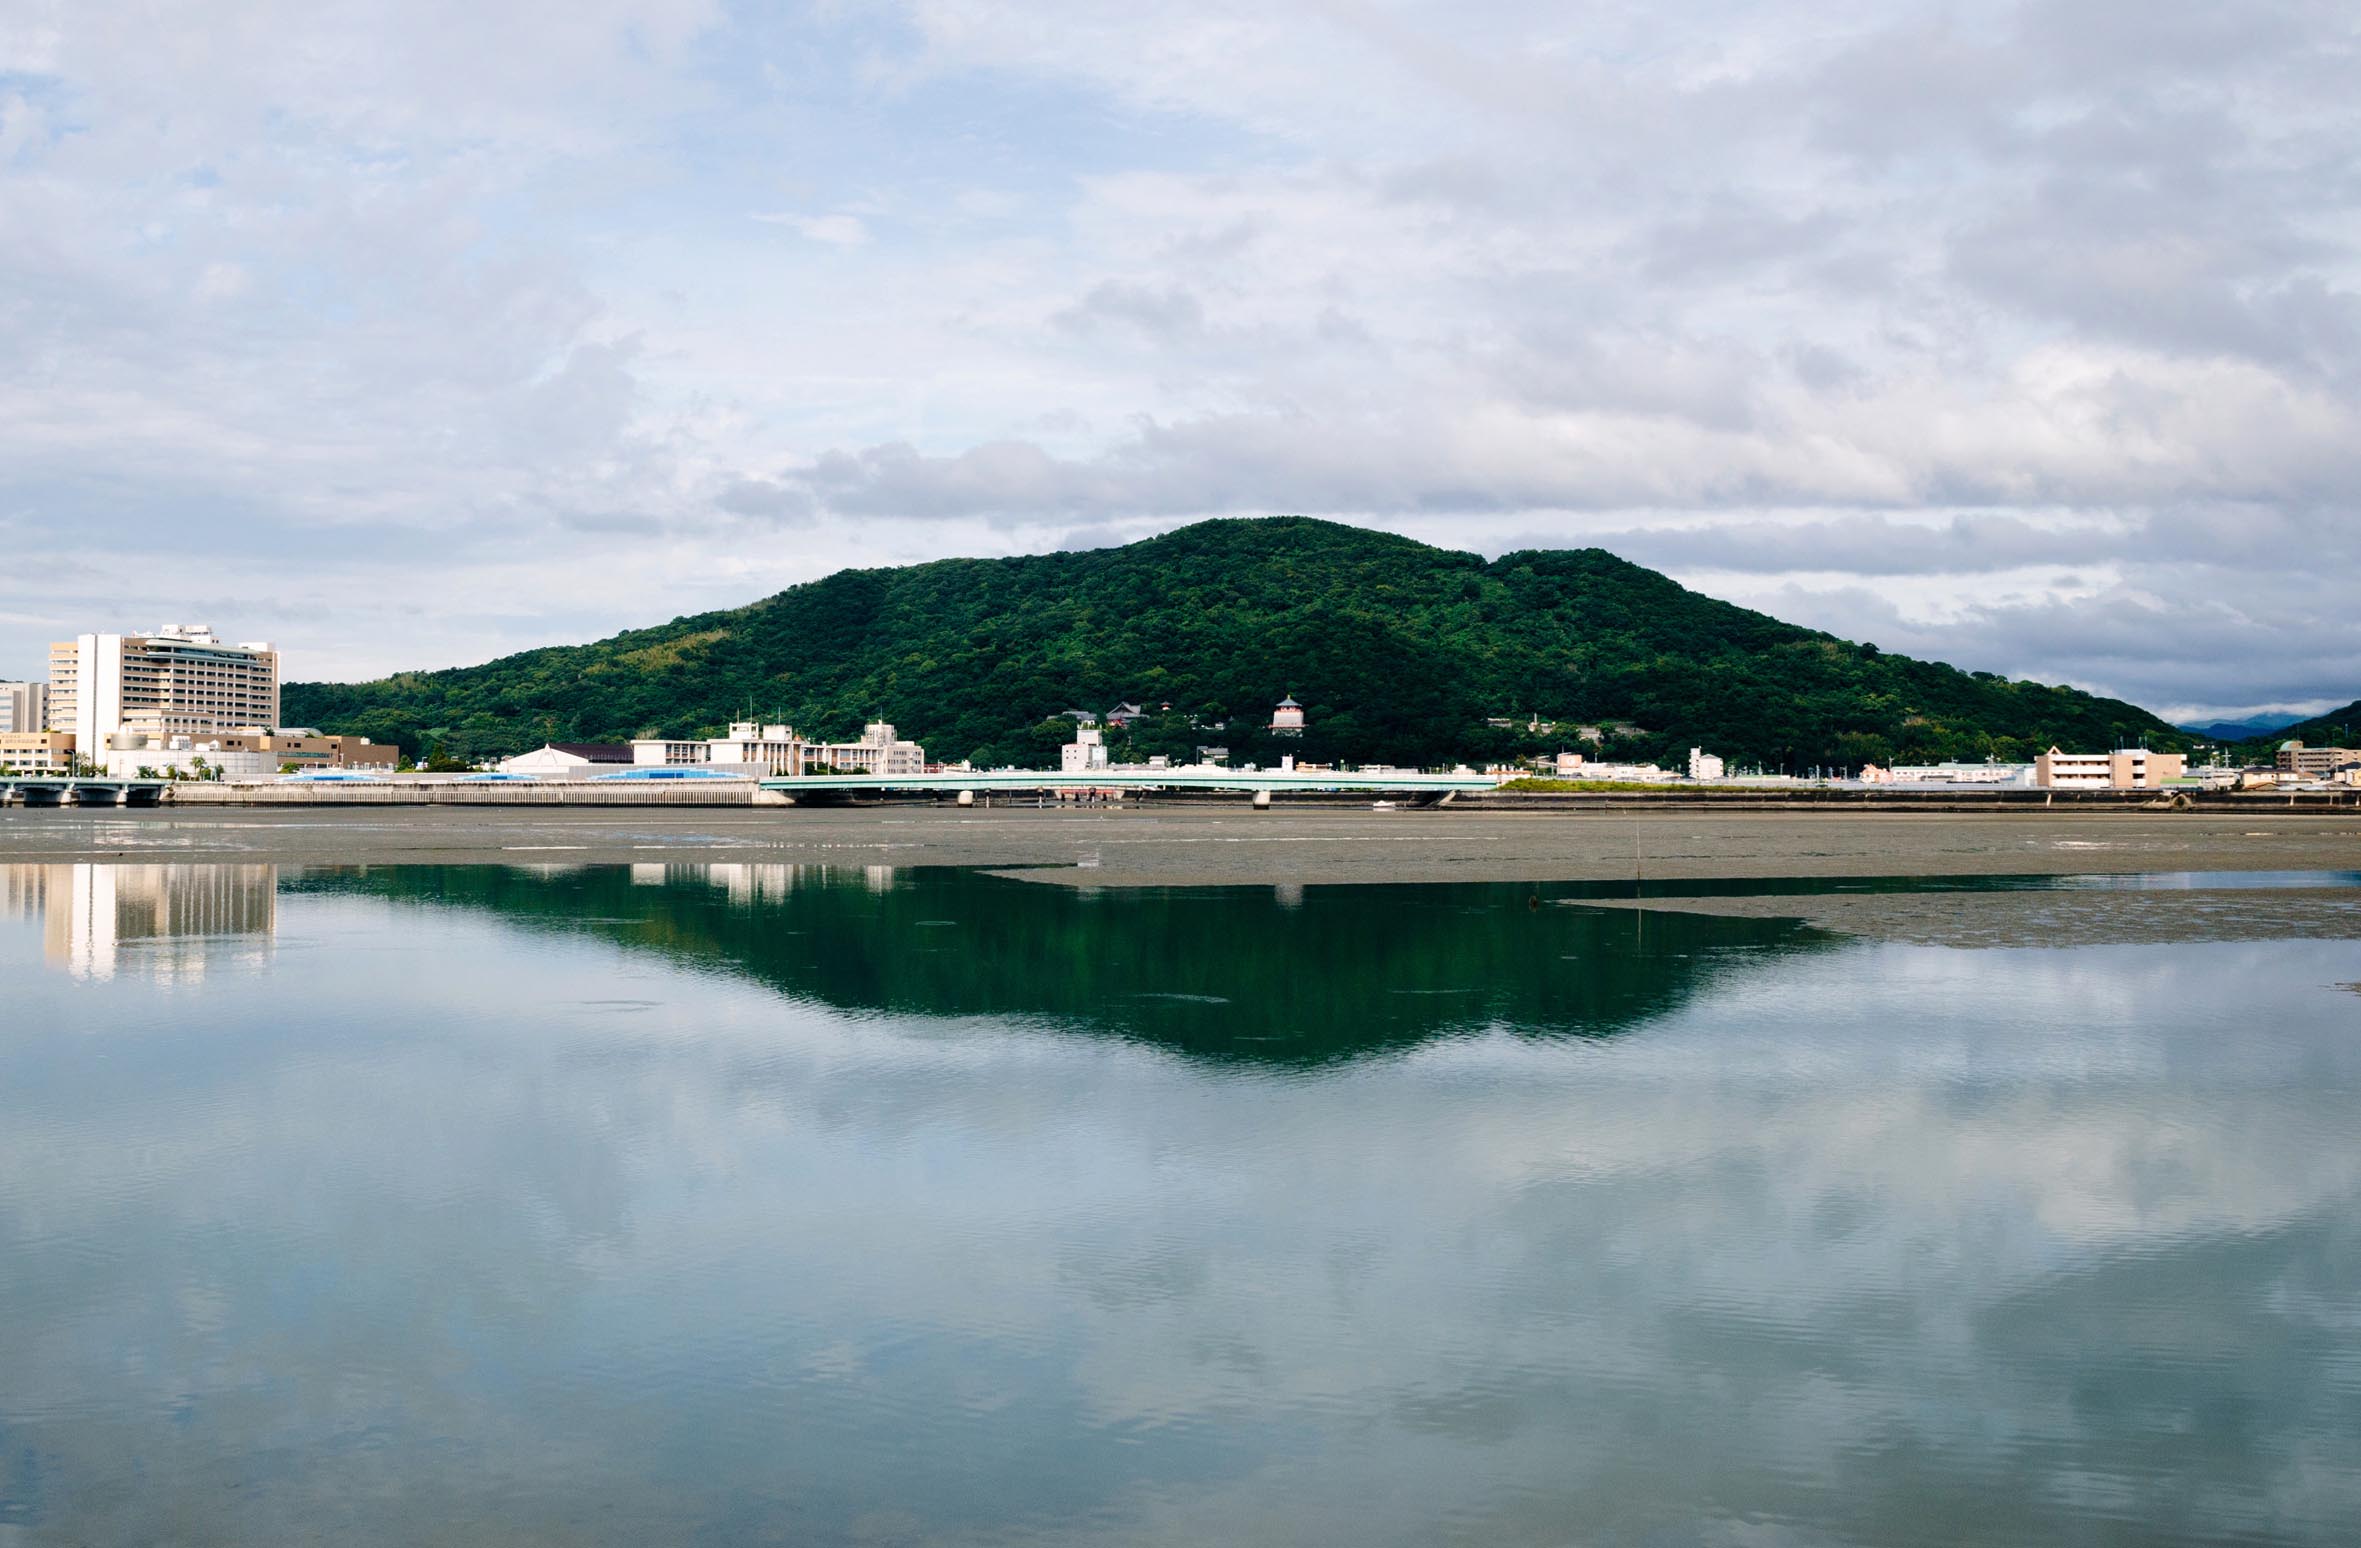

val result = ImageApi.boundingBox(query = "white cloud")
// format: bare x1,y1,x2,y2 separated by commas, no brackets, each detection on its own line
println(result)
754,211,872,246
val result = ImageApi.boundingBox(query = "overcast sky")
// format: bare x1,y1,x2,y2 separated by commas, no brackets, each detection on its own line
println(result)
2,1,2355,719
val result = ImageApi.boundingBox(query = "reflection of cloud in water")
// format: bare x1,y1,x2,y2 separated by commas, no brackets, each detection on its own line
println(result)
0,869,2356,1544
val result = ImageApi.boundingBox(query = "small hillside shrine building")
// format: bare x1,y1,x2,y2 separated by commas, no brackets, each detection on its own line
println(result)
1269,695,1306,735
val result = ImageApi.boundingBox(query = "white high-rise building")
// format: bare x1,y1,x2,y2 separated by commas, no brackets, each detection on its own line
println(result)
0,680,44,734
47,626,279,746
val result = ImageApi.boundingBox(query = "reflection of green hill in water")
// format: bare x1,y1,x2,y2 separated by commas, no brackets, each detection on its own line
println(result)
291,866,1838,1064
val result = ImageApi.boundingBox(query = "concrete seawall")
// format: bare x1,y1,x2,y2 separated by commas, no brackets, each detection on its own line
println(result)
163,782,778,807
101,780,2361,812
5,804,2356,891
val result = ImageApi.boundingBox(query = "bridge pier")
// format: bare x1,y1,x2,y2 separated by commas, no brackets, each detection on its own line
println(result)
0,779,164,807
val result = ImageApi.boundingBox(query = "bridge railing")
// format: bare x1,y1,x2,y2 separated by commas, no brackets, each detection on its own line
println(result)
757,769,1501,794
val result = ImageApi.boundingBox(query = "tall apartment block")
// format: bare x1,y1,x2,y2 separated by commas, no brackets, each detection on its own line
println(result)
0,680,44,734
48,626,280,745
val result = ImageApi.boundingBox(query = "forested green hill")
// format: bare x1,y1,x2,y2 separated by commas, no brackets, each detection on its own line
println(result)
285,517,2179,769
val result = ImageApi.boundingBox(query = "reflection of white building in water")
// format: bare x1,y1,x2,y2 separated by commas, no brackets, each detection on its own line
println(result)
705,863,805,906
630,862,900,904
0,863,276,980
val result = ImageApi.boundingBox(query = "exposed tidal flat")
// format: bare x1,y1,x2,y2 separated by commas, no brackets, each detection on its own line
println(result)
6,801,2361,880
3,859,2359,1546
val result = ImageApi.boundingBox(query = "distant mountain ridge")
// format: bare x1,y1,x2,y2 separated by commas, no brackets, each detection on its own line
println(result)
2245,700,2360,748
2180,713,2306,742
284,517,2182,769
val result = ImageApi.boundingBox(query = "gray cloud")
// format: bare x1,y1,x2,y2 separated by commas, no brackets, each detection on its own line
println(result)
1052,280,1207,340
1737,578,2361,720
0,0,2354,713
712,477,814,521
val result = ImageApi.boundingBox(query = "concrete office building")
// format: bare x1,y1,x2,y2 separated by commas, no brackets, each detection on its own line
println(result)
1859,761,2038,787
88,728,391,781
1549,751,1672,781
245,729,398,771
2033,747,2187,790
0,731,77,773
0,681,45,734
49,626,279,746
631,721,926,778
99,727,397,778
829,721,926,776
634,724,808,777
98,738,277,781
2275,741,2360,779
1061,727,1110,772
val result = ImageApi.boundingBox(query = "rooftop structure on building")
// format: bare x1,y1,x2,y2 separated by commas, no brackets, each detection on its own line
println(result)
498,743,636,775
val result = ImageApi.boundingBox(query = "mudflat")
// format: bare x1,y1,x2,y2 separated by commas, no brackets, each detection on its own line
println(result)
4,803,2357,889
1569,887,2361,948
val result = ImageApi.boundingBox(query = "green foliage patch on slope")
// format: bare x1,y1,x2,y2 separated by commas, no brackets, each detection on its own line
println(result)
285,517,2180,769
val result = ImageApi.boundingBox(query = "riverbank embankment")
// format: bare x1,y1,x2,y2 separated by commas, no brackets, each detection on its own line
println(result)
3,803,2356,889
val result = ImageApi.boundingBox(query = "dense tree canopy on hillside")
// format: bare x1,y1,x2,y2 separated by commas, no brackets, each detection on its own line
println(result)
286,518,2181,770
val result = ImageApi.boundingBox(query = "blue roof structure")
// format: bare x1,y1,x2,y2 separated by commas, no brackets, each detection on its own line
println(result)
589,766,747,782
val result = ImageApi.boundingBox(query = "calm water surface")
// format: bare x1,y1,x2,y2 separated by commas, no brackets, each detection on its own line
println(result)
2,861,2358,1546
